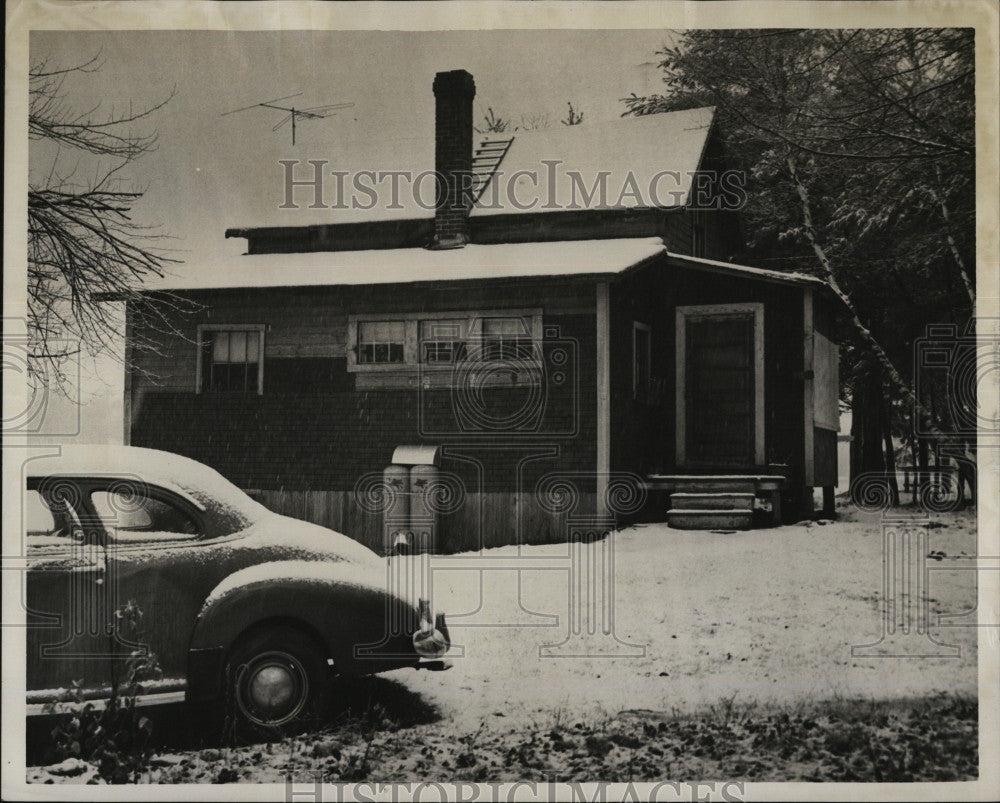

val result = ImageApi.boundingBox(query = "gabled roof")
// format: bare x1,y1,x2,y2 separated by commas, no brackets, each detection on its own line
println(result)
471,107,716,216
140,237,826,292
224,106,718,237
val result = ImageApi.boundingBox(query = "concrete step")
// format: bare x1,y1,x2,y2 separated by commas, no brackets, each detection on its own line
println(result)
666,509,753,531
670,478,756,494
645,474,786,493
670,492,755,511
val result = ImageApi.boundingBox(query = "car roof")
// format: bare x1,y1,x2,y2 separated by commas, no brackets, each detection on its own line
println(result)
27,445,264,534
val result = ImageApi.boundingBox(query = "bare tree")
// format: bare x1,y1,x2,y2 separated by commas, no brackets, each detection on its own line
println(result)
27,51,190,391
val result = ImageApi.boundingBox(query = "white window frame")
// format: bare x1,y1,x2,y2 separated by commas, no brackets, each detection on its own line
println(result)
347,309,543,373
196,324,266,395
355,319,408,366
675,303,764,466
632,321,651,402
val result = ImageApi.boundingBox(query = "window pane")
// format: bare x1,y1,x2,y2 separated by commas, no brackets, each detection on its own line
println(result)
359,320,405,343
91,490,199,541
483,317,527,336
25,490,58,537
481,316,533,362
246,330,260,362
229,331,247,363
213,363,231,391
419,320,463,340
211,331,230,363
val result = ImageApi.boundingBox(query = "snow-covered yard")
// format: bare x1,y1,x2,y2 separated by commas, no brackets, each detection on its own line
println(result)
28,502,981,783
391,502,978,731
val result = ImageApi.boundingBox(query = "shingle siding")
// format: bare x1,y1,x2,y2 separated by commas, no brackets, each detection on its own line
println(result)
131,284,598,495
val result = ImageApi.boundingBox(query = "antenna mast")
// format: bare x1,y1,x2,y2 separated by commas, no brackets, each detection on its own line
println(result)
222,93,355,145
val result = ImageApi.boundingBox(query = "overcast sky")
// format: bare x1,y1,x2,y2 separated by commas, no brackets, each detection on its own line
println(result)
31,29,676,261
27,28,675,442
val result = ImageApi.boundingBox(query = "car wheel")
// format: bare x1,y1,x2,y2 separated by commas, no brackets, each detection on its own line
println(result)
227,626,330,735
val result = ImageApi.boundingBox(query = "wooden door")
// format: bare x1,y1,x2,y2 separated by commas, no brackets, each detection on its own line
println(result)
684,313,756,466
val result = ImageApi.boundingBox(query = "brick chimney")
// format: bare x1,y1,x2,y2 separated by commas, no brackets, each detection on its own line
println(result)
431,69,476,249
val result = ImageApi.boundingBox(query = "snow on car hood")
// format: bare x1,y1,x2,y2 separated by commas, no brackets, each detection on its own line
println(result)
202,558,392,611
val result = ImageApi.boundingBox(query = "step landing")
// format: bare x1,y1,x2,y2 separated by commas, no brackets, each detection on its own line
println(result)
666,509,753,531
670,492,755,511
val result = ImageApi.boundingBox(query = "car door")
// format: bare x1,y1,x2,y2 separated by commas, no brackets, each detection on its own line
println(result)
85,481,215,682
25,479,114,694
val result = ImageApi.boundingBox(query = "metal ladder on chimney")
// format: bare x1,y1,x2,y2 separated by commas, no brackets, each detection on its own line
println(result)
472,137,514,202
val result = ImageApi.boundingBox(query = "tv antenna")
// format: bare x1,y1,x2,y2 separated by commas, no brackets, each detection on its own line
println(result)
221,92,355,145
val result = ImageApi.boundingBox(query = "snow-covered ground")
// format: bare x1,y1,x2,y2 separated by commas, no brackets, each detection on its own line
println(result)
27,502,981,783
388,502,978,733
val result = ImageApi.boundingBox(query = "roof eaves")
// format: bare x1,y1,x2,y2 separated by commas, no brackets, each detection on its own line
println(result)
664,251,827,288
683,106,717,208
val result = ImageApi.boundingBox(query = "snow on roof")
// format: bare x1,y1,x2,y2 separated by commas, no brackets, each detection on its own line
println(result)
141,237,670,292
664,251,827,287
471,107,716,217
140,238,828,293
226,107,717,231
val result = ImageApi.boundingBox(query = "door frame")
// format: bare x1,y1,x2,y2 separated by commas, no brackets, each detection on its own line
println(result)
675,302,765,467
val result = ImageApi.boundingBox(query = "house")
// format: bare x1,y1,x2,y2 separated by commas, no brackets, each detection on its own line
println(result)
127,69,842,553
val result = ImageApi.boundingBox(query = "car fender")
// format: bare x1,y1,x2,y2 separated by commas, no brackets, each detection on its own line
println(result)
186,560,420,701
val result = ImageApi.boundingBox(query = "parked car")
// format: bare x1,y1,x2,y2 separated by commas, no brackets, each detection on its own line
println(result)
23,446,450,731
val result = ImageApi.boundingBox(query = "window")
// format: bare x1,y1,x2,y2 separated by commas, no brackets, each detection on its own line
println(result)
199,326,264,393
481,317,535,361
420,319,468,364
90,489,200,543
348,309,543,374
358,320,405,364
25,489,80,547
633,322,651,402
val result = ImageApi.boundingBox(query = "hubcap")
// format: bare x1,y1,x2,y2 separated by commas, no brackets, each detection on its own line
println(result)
237,650,309,727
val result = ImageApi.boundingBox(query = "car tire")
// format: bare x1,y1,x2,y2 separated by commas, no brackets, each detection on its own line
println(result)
226,626,331,738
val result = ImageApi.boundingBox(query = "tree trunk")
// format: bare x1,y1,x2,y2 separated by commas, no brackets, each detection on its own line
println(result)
786,156,943,436
930,168,975,305
850,363,899,507
850,365,890,478
879,388,900,506
917,432,930,501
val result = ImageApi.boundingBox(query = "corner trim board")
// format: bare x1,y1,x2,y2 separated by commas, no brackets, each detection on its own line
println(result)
803,287,815,487
596,282,610,517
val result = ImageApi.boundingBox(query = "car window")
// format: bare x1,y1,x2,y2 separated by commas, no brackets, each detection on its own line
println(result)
25,489,82,547
90,489,201,543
